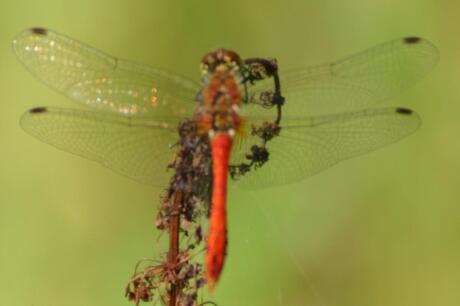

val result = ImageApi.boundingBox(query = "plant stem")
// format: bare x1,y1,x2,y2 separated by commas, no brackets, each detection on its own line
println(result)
168,190,183,306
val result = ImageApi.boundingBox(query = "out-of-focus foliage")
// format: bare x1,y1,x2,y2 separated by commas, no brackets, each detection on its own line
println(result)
1,0,459,305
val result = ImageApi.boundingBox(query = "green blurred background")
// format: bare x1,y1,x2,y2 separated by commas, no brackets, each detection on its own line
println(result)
1,0,459,305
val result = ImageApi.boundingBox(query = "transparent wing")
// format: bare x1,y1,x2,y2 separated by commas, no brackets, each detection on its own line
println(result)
21,107,180,187
13,28,199,117
231,107,421,188
247,37,438,117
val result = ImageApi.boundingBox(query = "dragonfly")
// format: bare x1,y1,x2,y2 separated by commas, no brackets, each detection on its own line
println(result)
13,28,439,289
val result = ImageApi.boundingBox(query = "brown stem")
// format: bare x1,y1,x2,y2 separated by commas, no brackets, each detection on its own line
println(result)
168,190,183,306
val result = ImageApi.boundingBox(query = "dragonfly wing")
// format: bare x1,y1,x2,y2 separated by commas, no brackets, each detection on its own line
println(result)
21,107,180,187
13,28,199,117
247,37,438,117
231,107,420,188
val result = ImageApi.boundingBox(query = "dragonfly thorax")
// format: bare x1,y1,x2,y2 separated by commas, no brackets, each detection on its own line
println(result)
196,50,243,139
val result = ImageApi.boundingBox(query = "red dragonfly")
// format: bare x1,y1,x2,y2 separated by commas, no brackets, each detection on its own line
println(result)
14,28,438,289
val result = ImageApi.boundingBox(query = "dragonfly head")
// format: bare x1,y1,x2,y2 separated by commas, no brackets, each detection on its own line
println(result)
201,49,243,75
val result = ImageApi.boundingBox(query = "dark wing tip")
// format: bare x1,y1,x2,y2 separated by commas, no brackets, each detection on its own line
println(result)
30,27,48,35
29,107,48,114
395,107,413,115
403,37,421,44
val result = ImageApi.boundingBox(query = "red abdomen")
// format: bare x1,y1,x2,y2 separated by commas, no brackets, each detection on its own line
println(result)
206,133,233,290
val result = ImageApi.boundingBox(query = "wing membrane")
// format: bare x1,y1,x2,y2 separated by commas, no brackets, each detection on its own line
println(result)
15,31,432,188
247,37,438,117
233,107,421,188
21,107,180,186
13,28,199,117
